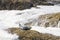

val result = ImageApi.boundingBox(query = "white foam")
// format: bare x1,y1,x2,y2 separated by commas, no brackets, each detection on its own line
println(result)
0,29,19,40
31,26,60,36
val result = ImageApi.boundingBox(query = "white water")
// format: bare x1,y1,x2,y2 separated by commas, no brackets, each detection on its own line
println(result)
0,5,60,40
31,26,60,36
0,29,18,40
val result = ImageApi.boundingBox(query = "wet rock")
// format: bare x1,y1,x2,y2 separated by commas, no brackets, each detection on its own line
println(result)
0,0,54,10
20,26,31,30
0,0,34,10
6,28,60,40
19,23,31,30
24,13,60,27
38,13,60,27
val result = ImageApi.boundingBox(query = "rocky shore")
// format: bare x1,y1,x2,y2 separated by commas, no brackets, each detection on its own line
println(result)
0,11,60,40
3,12,60,40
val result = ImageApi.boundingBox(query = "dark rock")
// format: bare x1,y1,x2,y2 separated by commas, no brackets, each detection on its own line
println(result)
21,26,31,30
0,0,54,10
0,0,33,10
19,24,31,30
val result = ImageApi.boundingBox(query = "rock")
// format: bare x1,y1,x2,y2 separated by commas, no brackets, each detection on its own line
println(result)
19,24,31,30
24,13,60,27
20,26,31,30
0,0,34,10
38,13,60,27
6,28,60,40
0,0,54,10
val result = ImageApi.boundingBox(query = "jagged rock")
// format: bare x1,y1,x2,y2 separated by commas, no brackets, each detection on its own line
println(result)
6,28,60,40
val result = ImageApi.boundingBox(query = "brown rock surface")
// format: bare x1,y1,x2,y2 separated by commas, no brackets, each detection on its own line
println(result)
24,13,60,27
38,13,60,27
6,27,60,40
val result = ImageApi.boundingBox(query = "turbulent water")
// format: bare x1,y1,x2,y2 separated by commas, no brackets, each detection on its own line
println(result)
0,5,60,40
0,30,18,40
